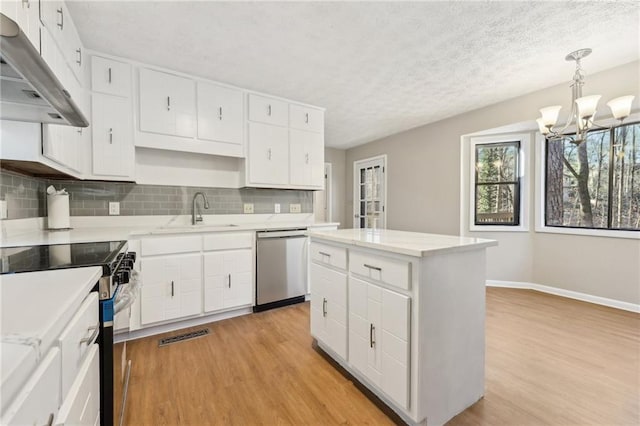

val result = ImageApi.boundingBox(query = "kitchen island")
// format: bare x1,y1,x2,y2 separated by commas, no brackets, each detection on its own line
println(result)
307,228,497,426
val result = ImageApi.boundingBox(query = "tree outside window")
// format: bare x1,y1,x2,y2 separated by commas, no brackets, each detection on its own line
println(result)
545,122,640,230
474,141,521,226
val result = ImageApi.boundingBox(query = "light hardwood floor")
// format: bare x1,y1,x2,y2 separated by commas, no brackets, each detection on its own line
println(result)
121,288,640,425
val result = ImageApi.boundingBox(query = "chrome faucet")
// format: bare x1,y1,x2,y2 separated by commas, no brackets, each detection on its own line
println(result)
192,192,210,225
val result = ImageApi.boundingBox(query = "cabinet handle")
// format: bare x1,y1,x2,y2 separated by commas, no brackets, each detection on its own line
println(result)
370,324,375,348
171,280,174,297
228,273,231,288
22,0,29,9
305,153,309,164
267,148,272,160
108,67,112,84
322,297,327,317
364,263,382,272
80,324,100,345
46,413,54,426
56,7,64,30
167,96,171,111
218,106,223,120
267,104,272,116
76,48,82,65
109,128,113,144
318,251,331,258
77,128,82,135
305,113,309,123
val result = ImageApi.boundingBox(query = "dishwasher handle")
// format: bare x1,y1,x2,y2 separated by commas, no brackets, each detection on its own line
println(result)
257,229,307,238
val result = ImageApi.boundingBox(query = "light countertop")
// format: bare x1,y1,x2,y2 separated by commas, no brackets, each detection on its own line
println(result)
307,228,497,257
0,266,102,410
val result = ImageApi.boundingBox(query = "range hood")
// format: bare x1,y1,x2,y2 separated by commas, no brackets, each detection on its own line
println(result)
0,13,89,127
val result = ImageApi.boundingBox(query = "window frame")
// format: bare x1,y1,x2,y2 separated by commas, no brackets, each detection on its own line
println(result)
469,133,530,232
534,116,640,240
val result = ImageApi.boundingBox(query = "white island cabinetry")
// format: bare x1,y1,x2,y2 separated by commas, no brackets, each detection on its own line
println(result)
307,229,497,426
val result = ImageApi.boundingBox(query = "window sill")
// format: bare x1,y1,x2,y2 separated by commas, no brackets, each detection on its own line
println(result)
469,224,529,233
535,225,639,240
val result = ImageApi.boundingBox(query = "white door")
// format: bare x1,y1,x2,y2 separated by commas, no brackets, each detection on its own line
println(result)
139,68,196,138
197,82,243,145
353,156,386,229
91,93,133,177
314,164,332,222
247,122,289,185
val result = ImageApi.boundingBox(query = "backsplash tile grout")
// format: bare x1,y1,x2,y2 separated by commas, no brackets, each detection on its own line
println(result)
0,169,313,220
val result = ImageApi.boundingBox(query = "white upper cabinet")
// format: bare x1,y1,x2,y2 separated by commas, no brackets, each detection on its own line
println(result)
91,56,131,97
2,0,40,48
139,68,196,138
197,82,243,146
289,128,324,188
289,104,324,133
91,93,134,178
248,94,288,127
247,122,289,186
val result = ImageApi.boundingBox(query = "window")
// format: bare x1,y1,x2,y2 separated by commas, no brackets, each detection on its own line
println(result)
545,122,639,231
474,141,521,226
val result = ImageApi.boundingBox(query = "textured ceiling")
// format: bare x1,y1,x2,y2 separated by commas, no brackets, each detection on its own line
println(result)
67,1,640,149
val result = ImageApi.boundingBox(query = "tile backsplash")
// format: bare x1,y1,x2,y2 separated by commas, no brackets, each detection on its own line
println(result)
0,169,313,219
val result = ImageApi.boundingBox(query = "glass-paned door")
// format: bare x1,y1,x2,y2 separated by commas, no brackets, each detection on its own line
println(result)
354,156,386,229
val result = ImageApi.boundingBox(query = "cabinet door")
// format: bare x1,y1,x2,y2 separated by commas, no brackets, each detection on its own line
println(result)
203,252,224,313
56,344,100,426
140,253,202,325
380,288,410,408
91,56,131,97
248,94,288,126
42,124,83,173
348,277,382,386
5,0,40,49
222,249,253,308
289,129,324,187
197,82,243,145
310,262,347,359
139,68,196,138
91,94,133,177
247,122,289,185
289,104,324,133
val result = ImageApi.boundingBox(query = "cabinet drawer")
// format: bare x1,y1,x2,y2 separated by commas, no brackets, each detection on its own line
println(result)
310,242,346,271
58,292,99,401
289,104,324,133
140,235,201,256
56,344,100,426
0,348,61,426
248,94,288,126
91,55,131,97
349,251,411,290
203,232,253,251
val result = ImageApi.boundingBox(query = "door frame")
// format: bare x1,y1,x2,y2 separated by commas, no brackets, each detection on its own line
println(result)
314,163,332,222
353,155,387,229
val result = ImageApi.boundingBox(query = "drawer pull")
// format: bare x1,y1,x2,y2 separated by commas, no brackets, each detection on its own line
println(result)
364,263,382,272
370,323,376,348
228,273,231,288
56,7,64,30
318,251,331,258
76,48,82,65
80,324,100,346
322,297,327,317
171,280,174,297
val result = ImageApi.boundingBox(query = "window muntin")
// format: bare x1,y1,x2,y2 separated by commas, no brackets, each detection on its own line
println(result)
474,141,521,226
544,122,639,231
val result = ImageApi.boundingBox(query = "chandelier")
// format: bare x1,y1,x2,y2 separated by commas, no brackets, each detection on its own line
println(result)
536,48,635,144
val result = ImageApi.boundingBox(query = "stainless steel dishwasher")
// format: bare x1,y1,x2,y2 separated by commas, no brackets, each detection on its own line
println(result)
255,228,307,312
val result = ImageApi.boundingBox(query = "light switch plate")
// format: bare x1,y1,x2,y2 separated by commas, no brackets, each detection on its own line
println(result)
274,203,281,213
290,203,301,213
109,202,120,215
244,203,254,214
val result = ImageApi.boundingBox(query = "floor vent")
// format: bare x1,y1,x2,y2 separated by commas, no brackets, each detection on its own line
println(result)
158,328,209,347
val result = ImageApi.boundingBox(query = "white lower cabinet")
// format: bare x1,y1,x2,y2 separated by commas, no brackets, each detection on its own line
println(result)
309,262,348,360
203,249,253,312
140,253,202,325
0,348,61,426
349,277,410,408
56,344,100,426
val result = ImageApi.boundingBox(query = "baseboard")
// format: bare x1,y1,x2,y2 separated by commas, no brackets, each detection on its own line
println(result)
486,280,640,313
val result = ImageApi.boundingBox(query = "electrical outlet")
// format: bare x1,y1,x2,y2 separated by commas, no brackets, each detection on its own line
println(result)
289,203,301,213
274,203,280,213
109,202,120,215
243,203,254,214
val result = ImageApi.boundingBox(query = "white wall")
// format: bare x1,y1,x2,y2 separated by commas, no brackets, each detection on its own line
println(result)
345,61,640,305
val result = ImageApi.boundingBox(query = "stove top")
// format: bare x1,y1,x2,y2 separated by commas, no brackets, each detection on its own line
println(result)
0,241,128,275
